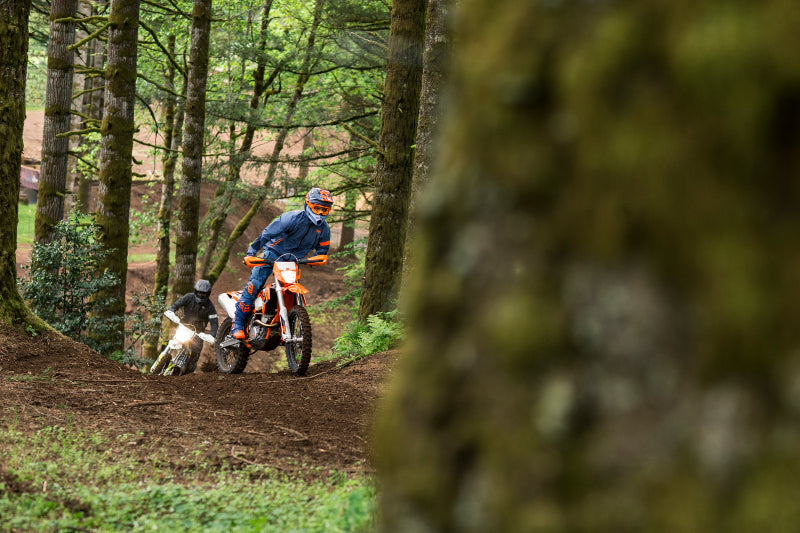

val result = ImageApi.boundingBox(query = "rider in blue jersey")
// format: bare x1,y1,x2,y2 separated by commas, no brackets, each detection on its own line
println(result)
231,188,333,339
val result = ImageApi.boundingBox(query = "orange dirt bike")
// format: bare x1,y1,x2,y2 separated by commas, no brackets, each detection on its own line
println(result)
214,253,327,375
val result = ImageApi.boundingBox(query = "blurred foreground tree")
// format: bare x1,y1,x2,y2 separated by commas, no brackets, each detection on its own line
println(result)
375,0,800,531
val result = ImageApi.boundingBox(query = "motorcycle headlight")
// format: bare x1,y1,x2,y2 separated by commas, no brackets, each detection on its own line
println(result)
175,324,194,343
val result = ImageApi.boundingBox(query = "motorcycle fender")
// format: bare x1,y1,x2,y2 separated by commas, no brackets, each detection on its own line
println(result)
286,283,309,295
217,292,240,319
168,339,183,351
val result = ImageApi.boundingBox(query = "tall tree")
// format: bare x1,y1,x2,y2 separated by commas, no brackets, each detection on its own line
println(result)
143,34,186,361
170,0,213,297
94,0,141,349
358,0,426,320
35,0,79,243
0,0,45,329
69,0,107,214
406,0,450,239
375,0,800,531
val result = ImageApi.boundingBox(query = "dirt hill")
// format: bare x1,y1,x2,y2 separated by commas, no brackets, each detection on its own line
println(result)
0,322,397,477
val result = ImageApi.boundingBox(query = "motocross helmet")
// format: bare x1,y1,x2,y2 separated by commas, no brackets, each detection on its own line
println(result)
304,187,333,225
194,279,211,304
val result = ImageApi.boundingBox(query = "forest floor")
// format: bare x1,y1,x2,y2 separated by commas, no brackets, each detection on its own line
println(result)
3,111,396,481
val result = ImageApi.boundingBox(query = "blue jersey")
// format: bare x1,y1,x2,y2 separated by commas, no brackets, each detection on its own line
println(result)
246,209,331,260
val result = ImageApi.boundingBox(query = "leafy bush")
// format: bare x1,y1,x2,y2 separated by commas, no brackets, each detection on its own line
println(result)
334,310,404,367
118,289,166,368
18,211,123,356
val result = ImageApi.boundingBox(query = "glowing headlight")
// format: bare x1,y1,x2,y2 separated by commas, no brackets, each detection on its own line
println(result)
175,324,194,343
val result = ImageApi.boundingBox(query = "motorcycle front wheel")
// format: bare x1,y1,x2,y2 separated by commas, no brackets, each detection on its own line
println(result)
150,349,170,375
215,317,250,374
285,306,312,375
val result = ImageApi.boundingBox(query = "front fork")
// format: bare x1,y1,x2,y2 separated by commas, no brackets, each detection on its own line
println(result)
273,280,305,342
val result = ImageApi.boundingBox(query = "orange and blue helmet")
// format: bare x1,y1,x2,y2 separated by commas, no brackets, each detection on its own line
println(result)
305,188,333,223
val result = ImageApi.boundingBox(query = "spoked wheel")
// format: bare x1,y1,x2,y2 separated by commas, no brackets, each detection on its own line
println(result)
215,317,250,374
285,306,312,375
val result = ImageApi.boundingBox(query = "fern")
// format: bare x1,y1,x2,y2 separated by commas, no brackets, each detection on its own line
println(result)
334,311,404,368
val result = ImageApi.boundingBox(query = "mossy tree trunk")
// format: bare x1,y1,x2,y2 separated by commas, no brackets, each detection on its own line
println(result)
375,0,800,531
94,0,141,350
72,2,106,214
358,0,426,321
171,0,212,298
35,0,78,244
0,0,45,330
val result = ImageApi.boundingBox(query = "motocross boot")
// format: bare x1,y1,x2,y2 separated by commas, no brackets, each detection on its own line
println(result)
232,300,252,340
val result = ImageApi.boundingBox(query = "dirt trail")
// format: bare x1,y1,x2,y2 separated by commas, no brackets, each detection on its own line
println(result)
0,323,396,478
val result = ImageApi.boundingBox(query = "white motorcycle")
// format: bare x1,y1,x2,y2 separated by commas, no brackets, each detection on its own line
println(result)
150,311,215,376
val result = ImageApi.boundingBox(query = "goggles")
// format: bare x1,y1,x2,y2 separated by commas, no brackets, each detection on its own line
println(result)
308,203,331,216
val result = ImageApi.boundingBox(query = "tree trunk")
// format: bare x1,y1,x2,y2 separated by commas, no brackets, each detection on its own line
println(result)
375,1,800,531
71,0,106,214
357,0,426,320
0,0,42,328
143,34,184,361
171,0,213,297
35,0,79,243
406,0,450,241
338,187,358,253
94,0,141,350
206,0,323,286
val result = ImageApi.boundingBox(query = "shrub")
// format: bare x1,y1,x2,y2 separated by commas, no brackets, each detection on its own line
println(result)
18,211,123,356
334,310,404,367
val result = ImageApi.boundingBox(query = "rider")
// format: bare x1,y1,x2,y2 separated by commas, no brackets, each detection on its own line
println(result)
165,279,219,373
231,187,333,340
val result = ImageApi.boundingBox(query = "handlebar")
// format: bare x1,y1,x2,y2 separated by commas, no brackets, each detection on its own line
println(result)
164,311,214,343
243,254,327,268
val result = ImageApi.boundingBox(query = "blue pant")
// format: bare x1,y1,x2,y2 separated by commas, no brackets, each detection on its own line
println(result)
232,255,275,334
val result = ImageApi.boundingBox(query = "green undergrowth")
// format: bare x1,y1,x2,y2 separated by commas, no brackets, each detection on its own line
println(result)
0,421,376,532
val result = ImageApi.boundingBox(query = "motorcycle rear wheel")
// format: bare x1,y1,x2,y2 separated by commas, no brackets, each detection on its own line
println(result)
285,306,312,375
216,317,250,374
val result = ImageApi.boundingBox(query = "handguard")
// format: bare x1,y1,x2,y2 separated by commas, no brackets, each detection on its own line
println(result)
302,254,328,266
243,255,270,268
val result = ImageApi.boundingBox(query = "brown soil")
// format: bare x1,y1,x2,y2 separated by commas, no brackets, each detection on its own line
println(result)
0,323,397,478
6,111,391,480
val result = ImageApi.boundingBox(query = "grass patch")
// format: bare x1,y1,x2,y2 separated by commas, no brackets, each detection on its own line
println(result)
0,422,377,532
17,202,36,244
128,253,157,263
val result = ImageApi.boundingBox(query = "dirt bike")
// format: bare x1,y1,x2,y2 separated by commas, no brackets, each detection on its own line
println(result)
150,311,215,376
214,253,327,375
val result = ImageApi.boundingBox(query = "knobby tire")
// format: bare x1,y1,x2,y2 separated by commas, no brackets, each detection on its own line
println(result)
285,306,312,376
215,317,250,374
